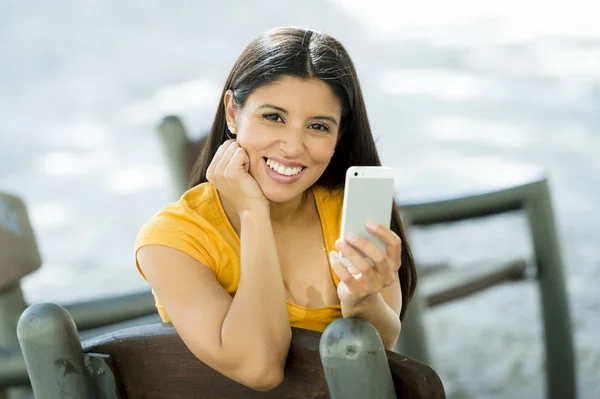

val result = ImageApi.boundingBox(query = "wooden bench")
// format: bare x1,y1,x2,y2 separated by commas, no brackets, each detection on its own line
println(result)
17,302,445,399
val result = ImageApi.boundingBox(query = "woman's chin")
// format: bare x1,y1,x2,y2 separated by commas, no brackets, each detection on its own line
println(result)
258,180,312,204
261,188,304,204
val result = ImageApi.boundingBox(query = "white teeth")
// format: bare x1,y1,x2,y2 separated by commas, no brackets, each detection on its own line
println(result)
266,158,303,176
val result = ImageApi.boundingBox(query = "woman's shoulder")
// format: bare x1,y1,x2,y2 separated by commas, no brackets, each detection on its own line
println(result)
136,182,223,245
135,182,225,268
179,181,216,209
145,182,217,225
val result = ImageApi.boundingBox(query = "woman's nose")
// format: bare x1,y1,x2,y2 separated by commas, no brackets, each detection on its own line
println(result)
279,130,304,158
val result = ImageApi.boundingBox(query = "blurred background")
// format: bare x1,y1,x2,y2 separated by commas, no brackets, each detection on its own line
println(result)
1,0,599,397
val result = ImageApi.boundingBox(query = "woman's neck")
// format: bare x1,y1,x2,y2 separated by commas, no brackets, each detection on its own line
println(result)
269,189,313,226
219,188,315,235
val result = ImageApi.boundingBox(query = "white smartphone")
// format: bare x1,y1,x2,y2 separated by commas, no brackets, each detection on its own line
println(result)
339,166,395,255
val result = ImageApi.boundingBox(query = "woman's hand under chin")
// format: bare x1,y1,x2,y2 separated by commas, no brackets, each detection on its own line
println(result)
206,139,269,216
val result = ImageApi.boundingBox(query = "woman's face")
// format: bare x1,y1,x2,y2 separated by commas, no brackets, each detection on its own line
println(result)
226,76,342,203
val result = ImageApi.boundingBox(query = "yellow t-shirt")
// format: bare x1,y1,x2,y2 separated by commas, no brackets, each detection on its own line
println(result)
134,182,344,332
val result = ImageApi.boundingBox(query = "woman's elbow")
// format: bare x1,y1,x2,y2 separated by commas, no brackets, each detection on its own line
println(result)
244,330,291,390
191,330,291,391
384,321,402,351
238,361,285,391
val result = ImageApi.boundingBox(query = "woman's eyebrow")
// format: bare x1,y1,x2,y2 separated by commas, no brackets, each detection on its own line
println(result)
258,104,338,126
312,115,338,126
258,104,288,113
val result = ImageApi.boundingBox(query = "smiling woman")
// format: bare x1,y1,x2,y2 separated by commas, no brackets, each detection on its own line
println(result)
134,27,417,391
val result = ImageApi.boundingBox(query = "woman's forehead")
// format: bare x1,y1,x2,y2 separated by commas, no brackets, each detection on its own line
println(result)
246,77,342,116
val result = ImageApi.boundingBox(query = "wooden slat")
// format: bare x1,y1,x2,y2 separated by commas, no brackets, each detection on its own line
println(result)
0,192,41,291
422,259,528,307
83,323,445,399
83,324,329,399
386,351,445,399
416,261,450,278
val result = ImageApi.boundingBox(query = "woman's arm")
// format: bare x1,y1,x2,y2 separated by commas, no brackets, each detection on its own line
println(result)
137,209,291,391
223,206,291,370
137,138,291,391
340,280,402,350
330,221,405,351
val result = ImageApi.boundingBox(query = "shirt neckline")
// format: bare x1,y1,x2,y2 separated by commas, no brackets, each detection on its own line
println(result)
209,183,341,311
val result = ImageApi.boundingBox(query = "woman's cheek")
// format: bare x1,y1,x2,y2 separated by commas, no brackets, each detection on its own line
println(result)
314,139,338,163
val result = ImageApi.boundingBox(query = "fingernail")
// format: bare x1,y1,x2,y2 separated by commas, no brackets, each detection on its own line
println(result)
339,255,352,269
346,233,359,243
367,221,379,230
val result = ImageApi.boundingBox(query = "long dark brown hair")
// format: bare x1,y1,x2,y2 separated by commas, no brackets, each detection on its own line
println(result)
189,27,417,321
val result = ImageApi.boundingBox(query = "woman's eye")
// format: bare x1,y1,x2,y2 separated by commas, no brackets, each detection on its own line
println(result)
309,123,330,132
263,113,283,123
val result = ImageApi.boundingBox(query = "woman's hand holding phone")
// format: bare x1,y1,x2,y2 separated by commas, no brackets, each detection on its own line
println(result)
329,221,402,306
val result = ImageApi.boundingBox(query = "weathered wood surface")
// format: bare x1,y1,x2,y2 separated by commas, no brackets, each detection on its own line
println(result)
83,323,445,398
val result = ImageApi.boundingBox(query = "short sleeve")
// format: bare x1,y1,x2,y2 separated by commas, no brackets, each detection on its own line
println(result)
134,212,219,280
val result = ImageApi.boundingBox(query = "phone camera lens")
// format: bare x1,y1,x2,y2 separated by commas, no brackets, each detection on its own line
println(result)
354,172,358,176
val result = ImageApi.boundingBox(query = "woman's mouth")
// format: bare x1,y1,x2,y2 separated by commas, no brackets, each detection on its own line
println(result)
264,157,305,176
263,157,306,184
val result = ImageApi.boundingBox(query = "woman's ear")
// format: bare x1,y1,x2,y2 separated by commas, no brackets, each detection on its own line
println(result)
223,90,238,134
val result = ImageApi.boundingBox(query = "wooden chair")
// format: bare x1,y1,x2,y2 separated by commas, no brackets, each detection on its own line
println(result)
17,302,446,399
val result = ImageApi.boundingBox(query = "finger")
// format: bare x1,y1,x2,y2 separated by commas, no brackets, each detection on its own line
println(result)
330,251,363,294
225,147,249,176
215,140,235,162
335,239,375,276
344,233,387,270
366,221,402,259
241,149,250,173
215,141,240,176
344,234,397,287
339,254,361,275
207,140,234,177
